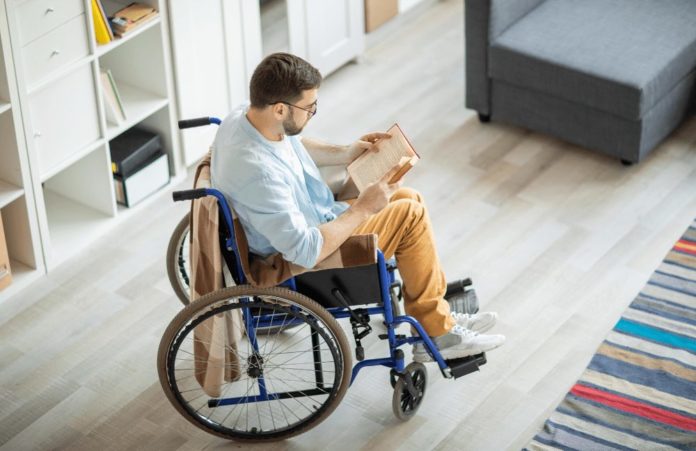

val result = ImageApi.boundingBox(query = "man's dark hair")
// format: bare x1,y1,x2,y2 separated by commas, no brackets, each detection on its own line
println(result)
249,53,322,108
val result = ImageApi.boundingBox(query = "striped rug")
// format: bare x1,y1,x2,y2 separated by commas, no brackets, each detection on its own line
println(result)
526,219,696,450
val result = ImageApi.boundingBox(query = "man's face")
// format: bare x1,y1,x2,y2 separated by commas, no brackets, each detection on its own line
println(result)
282,89,318,136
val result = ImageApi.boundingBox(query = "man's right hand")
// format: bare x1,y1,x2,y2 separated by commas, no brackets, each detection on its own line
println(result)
353,165,403,216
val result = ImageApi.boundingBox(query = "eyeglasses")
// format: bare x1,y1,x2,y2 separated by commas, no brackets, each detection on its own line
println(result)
271,100,318,118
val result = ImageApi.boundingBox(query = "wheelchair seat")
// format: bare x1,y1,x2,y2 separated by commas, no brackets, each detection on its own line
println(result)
294,263,383,309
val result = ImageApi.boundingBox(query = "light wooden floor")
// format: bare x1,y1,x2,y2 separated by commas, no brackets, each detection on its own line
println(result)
1,1,695,450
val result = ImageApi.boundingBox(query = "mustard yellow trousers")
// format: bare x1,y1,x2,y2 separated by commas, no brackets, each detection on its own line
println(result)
353,188,455,337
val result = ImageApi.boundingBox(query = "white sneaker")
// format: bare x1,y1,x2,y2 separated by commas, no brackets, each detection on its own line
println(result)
451,311,498,333
412,325,505,362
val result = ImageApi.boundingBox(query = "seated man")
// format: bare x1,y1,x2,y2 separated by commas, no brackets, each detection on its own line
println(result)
211,53,505,361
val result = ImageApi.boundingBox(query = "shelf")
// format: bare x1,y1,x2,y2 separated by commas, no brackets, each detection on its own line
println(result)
115,171,185,216
44,190,112,267
0,258,42,302
95,17,162,57
0,0,180,293
0,180,23,209
40,139,105,182
106,83,168,139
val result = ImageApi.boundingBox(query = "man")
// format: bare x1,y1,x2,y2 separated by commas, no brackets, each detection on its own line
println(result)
211,53,504,361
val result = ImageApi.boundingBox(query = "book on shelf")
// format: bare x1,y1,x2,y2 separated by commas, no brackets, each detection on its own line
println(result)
99,69,127,125
110,3,159,37
342,123,420,197
91,0,114,45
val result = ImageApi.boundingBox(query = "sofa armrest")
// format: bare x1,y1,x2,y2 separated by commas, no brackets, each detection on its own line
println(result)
464,0,545,115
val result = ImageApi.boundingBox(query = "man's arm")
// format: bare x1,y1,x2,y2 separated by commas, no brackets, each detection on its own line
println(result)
301,133,391,167
315,165,402,263
301,137,352,166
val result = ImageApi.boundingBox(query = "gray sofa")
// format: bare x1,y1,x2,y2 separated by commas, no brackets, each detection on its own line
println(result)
465,0,696,164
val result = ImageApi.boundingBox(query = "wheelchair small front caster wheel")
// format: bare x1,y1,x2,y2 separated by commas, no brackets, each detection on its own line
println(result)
392,362,427,420
478,112,491,123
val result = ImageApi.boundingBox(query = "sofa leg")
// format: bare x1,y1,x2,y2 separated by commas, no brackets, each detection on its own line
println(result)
477,112,491,123
620,159,634,166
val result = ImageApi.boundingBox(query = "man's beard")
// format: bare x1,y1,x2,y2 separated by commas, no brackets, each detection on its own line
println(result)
282,116,304,136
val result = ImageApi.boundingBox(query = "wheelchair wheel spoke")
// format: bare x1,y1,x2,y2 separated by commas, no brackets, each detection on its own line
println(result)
158,287,350,440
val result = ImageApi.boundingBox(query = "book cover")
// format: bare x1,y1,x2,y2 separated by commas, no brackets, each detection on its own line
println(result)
95,0,114,40
346,123,420,193
100,70,125,125
91,0,112,45
105,69,126,119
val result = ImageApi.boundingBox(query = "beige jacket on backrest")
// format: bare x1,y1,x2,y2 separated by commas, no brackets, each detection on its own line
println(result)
190,153,378,397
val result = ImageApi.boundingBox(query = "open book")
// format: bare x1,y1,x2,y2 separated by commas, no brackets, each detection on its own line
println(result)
345,123,419,194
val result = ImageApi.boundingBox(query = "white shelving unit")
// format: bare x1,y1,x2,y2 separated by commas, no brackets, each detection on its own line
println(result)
0,0,45,300
0,0,181,298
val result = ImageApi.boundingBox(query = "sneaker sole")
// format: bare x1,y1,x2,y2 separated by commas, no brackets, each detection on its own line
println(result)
413,342,503,363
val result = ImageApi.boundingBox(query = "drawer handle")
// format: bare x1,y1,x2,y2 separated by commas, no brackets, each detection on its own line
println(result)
51,50,60,57
34,131,42,138
45,7,55,14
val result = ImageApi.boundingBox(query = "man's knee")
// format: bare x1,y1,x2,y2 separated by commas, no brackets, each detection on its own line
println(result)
390,198,425,225
391,187,423,204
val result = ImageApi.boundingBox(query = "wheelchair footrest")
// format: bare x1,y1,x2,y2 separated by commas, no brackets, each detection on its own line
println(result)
446,352,486,379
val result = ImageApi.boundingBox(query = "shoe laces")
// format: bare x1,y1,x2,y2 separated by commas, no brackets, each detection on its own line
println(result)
451,324,477,337
451,312,471,322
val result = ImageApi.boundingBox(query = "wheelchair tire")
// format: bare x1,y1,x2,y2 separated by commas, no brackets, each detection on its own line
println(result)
166,212,191,305
158,285,352,442
392,362,427,421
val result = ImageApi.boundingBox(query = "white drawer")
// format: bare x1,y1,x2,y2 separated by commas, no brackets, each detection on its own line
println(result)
22,14,90,88
15,0,85,46
28,64,101,178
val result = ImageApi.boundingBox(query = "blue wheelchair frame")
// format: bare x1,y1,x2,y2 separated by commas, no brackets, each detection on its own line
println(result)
175,116,482,410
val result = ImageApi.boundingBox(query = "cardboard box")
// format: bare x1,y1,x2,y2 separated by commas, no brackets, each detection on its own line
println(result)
0,212,12,292
365,0,398,33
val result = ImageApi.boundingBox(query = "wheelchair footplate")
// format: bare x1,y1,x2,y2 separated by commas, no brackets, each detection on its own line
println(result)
446,352,487,379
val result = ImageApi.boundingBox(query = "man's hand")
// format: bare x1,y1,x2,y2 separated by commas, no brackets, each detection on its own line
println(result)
352,164,403,216
347,132,391,162
316,164,401,265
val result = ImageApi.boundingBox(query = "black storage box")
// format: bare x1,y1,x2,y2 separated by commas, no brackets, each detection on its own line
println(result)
109,127,162,177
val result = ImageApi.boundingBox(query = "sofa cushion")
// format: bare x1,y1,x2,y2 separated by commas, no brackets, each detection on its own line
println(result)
488,0,696,120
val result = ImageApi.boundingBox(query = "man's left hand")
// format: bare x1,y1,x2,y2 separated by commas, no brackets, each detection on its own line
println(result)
347,132,391,162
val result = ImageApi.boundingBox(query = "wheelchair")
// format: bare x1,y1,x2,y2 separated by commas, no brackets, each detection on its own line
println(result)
157,117,488,442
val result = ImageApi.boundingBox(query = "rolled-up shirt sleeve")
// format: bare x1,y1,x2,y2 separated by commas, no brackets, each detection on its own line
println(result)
236,175,323,269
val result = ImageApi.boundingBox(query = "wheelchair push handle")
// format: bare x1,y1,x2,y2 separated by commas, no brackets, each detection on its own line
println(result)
172,189,208,202
177,116,222,129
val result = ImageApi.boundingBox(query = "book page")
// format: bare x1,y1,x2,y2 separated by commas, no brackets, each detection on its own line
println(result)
347,124,418,192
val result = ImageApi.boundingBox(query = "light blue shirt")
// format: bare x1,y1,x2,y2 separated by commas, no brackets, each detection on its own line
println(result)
210,104,349,268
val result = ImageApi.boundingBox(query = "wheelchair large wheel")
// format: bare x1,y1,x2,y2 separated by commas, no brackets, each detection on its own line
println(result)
392,362,427,421
158,285,352,442
166,212,191,305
